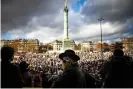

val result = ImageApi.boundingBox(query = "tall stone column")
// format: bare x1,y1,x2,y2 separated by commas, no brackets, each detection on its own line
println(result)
61,0,73,51
64,2,69,39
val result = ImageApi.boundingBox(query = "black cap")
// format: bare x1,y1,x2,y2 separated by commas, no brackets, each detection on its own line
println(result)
59,49,80,62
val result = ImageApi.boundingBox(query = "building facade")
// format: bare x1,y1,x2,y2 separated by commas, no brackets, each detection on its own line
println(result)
52,40,75,51
53,40,62,51
1,40,6,47
81,41,94,51
122,37,133,52
1,39,39,53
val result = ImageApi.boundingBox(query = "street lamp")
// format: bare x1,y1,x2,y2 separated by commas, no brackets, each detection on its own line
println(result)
98,18,104,60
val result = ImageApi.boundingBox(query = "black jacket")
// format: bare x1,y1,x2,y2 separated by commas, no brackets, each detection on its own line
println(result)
1,61,24,88
51,64,96,88
100,56,133,88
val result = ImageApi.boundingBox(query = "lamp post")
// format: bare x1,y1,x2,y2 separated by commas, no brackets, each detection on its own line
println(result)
98,18,104,60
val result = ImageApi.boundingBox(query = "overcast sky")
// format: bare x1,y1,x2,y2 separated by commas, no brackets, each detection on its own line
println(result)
1,0,133,43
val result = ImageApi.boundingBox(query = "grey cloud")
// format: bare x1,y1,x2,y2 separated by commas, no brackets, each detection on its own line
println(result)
81,0,133,24
2,0,43,33
69,20,131,42
76,0,133,41
2,0,133,42
73,32,124,43
1,0,77,34
1,0,68,33
123,17,133,34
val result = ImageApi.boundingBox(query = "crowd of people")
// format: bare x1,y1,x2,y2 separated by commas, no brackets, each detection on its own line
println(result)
12,51,113,80
1,46,133,88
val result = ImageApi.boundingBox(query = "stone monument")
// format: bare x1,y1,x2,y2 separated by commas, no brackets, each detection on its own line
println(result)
61,0,73,51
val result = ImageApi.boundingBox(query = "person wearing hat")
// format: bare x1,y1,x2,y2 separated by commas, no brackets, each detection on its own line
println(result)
58,49,80,71
1,46,24,88
100,49,133,88
51,49,96,88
